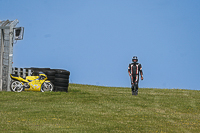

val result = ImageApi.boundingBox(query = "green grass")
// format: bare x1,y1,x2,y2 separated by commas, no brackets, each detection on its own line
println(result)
0,84,200,133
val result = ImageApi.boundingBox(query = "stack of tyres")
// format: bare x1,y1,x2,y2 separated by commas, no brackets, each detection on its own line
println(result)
43,70,56,85
53,69,70,92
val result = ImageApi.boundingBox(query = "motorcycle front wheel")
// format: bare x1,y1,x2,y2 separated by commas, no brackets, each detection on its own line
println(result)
41,82,54,92
10,81,24,92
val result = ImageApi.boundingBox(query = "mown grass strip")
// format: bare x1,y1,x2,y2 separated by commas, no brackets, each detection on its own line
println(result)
0,84,199,133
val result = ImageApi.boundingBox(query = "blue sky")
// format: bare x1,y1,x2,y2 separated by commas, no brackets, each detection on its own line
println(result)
1,0,200,90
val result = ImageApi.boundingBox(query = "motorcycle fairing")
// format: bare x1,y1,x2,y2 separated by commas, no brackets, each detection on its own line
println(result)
10,73,49,92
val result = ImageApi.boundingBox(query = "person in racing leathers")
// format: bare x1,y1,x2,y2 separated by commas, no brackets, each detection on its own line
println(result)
128,56,143,95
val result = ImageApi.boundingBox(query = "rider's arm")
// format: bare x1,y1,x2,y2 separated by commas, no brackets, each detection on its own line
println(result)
139,64,143,79
128,64,131,76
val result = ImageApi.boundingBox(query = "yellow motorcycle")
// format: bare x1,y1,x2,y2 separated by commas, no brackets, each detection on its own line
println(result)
10,72,54,92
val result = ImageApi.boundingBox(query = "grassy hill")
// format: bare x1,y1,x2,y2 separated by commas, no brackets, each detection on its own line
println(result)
0,84,199,133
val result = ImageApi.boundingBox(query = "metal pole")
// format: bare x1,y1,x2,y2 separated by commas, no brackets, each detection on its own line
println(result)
0,19,19,91
0,29,4,91
7,28,13,91
0,20,10,91
6,19,18,91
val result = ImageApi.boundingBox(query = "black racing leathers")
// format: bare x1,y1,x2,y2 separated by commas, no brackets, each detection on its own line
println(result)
128,62,143,95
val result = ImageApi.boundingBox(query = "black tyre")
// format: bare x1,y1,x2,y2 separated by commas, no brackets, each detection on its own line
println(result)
47,76,55,80
54,82,69,87
54,78,69,83
55,74,69,79
45,70,56,76
28,68,50,72
54,86,68,92
52,69,70,75
48,80,55,84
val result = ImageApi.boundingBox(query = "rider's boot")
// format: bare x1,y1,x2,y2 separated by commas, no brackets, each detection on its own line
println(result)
131,85,136,95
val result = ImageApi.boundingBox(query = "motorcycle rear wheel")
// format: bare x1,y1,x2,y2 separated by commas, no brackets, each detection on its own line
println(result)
41,82,54,92
10,81,24,92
